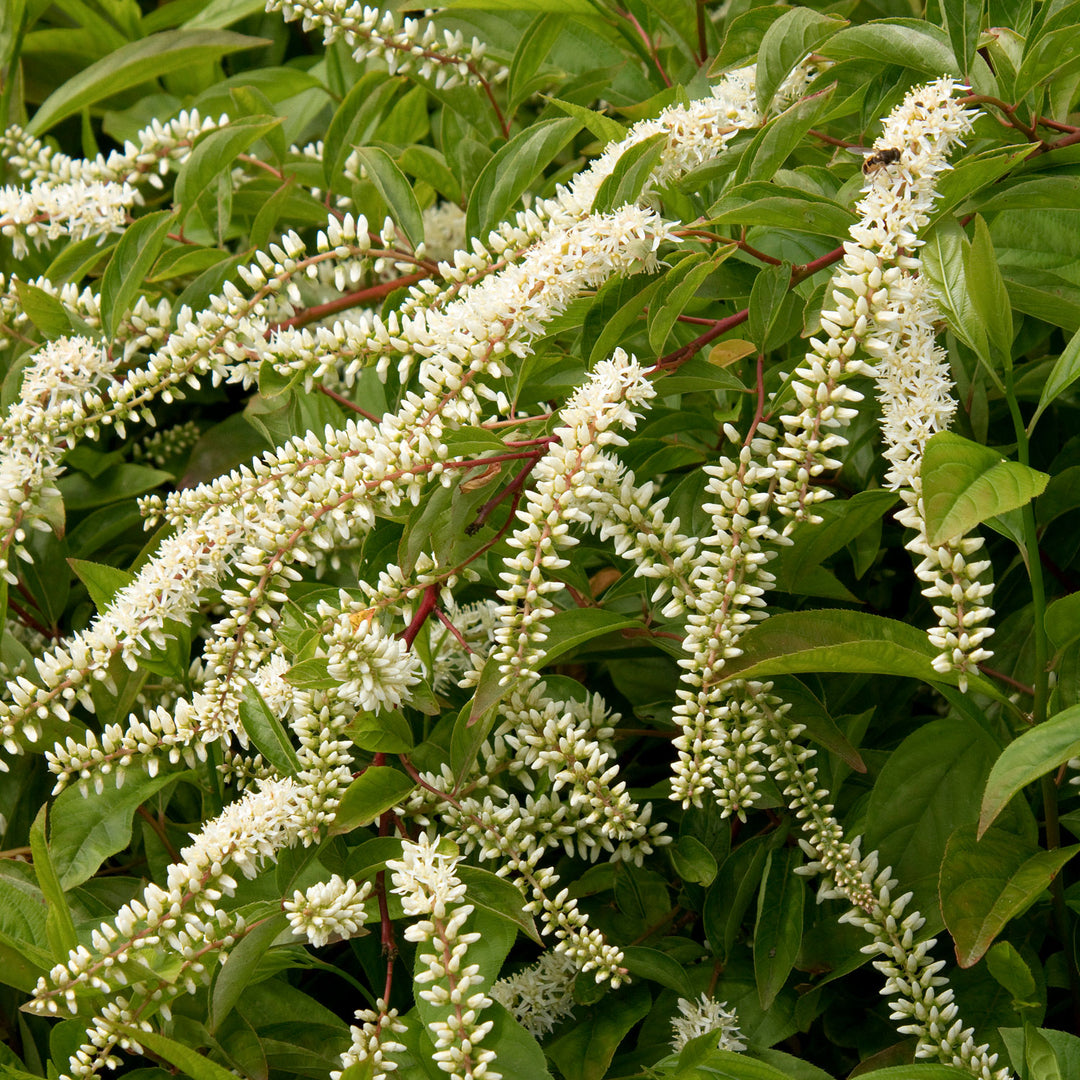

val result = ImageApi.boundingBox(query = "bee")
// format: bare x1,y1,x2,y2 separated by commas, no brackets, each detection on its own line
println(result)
861,147,903,176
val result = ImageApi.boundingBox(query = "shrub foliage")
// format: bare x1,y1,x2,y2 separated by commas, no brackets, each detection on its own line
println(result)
2,2,1080,1079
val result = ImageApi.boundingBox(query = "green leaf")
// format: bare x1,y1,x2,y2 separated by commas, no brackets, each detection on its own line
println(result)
591,131,667,215
0,866,54,991
980,704,1080,836
14,281,78,339
671,1045,794,1078
1047,592,1080,655
283,657,337,690
49,772,178,889
175,114,283,218
322,72,397,191
135,1030,240,1080
209,910,289,1032
921,216,992,373
820,19,961,76
670,834,718,887
734,83,836,186
621,945,694,997
330,767,415,836
545,97,626,147
867,715,1036,933
719,609,1009,703
770,489,897,595
940,824,1079,967
29,806,78,961
453,696,498,781
707,184,856,239
99,210,177,340
648,248,734,353
346,710,414,755
756,9,846,114
941,0,982,75
456,864,540,943
67,558,133,613
655,354,747,395
57,465,173,510
963,216,1013,366
1014,0,1080,99
545,983,650,1080
238,682,301,777
1025,1022,1064,1080
754,846,805,1010
921,431,1048,546
1029,323,1080,433
28,30,268,134
350,146,424,250
985,940,1038,1007
747,261,797,354
539,608,640,667
586,274,664,367
508,13,565,110
182,0,269,29
467,117,582,240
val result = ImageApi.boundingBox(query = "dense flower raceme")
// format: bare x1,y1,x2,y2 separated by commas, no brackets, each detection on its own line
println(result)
266,0,509,91
0,178,136,258
669,994,746,1053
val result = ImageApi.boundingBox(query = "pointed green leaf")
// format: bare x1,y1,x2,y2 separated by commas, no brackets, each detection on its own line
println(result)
820,20,962,76
456,865,540,944
756,9,846,114
175,115,283,218
621,945,694,997
922,431,1048,546
135,1031,241,1080
67,558,133,614
29,807,78,961
963,216,1013,366
980,705,1080,836
940,824,1079,967
921,216,993,374
13,281,77,340
754,846,805,1010
718,609,1009,703
350,146,424,250
1025,1022,1063,1080
28,31,268,134
345,710,414,755
330,767,415,836
546,983,651,1080
539,608,640,667
209,910,289,1032
468,117,582,240
238,682,301,777
670,835,718,887
1030,323,1080,433
867,716,1035,937
49,771,178,889
591,131,667,215
99,210,177,340
545,97,626,146
941,0,983,75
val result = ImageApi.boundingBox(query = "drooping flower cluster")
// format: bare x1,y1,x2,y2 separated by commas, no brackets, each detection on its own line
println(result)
669,994,746,1053
490,951,577,1037
285,874,374,948
266,0,509,90
0,178,136,257
387,834,501,1080
848,82,993,687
